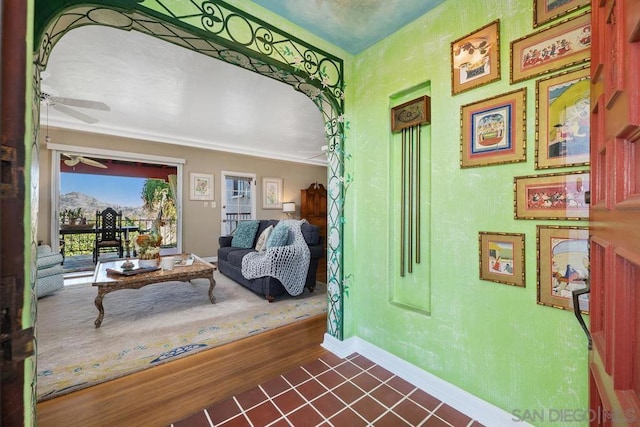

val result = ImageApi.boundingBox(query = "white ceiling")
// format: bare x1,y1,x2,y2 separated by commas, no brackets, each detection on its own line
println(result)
41,25,328,165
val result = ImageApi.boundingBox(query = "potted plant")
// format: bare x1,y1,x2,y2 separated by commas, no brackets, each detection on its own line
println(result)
61,207,87,227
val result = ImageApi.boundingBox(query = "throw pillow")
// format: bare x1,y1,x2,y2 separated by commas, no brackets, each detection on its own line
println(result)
231,220,260,248
266,221,290,249
254,225,273,251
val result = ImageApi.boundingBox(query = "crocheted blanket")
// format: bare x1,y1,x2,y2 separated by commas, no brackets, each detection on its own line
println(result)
241,220,311,296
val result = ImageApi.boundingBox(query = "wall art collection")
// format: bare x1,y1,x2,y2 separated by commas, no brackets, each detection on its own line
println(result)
451,1,591,313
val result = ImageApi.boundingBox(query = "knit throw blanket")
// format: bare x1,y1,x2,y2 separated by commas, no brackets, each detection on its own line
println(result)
241,220,311,296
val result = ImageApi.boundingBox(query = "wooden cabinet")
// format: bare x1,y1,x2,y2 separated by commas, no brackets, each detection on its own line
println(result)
301,183,327,282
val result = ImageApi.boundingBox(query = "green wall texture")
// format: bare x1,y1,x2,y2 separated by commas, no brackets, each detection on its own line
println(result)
343,0,589,424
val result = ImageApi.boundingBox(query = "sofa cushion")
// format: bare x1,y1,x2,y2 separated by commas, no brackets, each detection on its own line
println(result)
227,248,256,266
231,220,260,248
266,222,290,249
254,225,273,251
301,223,320,246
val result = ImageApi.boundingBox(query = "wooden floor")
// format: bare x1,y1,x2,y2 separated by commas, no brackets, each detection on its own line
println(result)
36,314,328,426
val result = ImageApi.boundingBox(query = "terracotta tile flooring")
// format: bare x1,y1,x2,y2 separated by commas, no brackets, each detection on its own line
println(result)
170,352,484,427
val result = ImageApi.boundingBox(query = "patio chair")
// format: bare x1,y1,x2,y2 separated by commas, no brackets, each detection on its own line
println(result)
94,207,123,263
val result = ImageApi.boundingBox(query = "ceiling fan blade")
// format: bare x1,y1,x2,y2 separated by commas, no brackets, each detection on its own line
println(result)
64,157,80,167
53,104,99,124
51,96,110,111
79,157,108,169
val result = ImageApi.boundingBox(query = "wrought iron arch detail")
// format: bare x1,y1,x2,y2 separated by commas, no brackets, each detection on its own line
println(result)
32,0,345,340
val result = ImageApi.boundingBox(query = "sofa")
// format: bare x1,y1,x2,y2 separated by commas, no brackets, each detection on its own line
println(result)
217,219,323,301
36,245,64,298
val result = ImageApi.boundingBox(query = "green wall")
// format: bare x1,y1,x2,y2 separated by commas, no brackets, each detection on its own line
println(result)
344,0,589,423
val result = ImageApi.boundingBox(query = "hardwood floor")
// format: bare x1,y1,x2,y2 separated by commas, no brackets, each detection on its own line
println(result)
36,314,327,426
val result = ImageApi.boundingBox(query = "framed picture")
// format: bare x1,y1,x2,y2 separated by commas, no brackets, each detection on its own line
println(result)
533,0,590,27
537,225,589,313
479,232,526,287
189,172,214,201
391,95,431,132
510,11,591,84
535,66,590,169
460,88,527,168
514,170,590,220
451,20,501,95
262,177,283,209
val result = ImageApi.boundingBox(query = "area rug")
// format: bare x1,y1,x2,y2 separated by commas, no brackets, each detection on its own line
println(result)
36,272,327,401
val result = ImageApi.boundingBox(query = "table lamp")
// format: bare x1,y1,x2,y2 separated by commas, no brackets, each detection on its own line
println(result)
282,202,296,218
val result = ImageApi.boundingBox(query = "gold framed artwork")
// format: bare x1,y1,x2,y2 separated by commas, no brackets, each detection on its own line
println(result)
391,95,431,132
460,88,527,168
533,0,590,27
479,232,526,287
510,11,591,84
537,225,589,313
514,170,590,220
451,20,501,95
262,177,283,209
189,172,214,201
535,66,590,169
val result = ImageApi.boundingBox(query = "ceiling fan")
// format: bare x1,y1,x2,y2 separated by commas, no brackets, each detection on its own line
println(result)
40,91,110,124
62,153,108,169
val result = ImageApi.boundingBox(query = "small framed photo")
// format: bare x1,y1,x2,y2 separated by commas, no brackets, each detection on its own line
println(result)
451,20,501,95
262,177,283,209
533,0,590,28
479,232,526,287
537,225,589,313
510,11,591,84
514,170,590,220
189,172,214,201
535,66,590,169
391,95,431,132
460,88,527,168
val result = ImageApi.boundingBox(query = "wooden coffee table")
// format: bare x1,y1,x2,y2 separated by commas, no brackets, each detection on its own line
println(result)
92,254,216,328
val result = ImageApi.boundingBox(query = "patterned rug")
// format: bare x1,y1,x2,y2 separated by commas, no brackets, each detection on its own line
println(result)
36,272,327,401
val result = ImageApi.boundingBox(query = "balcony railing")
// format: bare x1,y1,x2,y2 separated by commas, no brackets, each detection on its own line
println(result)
59,218,178,258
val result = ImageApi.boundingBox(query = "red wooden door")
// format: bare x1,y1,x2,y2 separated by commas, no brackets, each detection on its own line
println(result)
589,0,640,425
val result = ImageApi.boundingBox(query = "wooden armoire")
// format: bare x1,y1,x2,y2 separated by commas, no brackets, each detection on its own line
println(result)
301,183,327,282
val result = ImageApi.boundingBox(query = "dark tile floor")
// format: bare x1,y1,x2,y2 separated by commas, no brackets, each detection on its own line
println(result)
170,352,484,427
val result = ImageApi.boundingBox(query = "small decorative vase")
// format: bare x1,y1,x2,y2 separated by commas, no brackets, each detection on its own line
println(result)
138,258,158,268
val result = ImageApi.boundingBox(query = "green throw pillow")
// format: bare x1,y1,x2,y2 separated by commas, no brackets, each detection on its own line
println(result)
266,222,289,249
231,220,260,248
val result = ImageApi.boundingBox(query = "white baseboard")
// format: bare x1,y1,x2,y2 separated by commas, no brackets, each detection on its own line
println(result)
322,334,529,427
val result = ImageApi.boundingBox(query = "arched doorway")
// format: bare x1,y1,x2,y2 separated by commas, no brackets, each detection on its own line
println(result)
31,0,345,401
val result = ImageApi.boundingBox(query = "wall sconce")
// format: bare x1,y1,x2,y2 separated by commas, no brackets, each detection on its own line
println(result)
282,202,296,218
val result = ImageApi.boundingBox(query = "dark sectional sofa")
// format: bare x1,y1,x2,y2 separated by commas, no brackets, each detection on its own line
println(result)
217,219,323,301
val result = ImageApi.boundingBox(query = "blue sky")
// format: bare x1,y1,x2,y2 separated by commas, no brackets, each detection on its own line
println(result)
61,173,146,207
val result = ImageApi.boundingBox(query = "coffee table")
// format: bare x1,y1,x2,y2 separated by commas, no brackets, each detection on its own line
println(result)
92,254,216,328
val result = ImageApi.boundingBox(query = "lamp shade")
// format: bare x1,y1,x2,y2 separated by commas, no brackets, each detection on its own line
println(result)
282,202,296,213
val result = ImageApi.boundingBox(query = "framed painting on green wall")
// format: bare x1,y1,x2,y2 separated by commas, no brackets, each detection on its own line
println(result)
510,11,591,84
514,171,590,220
479,232,525,287
450,20,501,95
460,88,527,168
535,66,590,169
533,0,590,28
537,225,589,313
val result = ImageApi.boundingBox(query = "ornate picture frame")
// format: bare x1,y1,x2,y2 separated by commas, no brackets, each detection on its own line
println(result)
533,0,590,28
189,172,214,201
514,170,590,220
537,225,589,313
510,11,591,84
479,232,526,287
460,88,527,168
451,20,501,95
262,177,283,209
535,65,590,169
391,95,431,132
